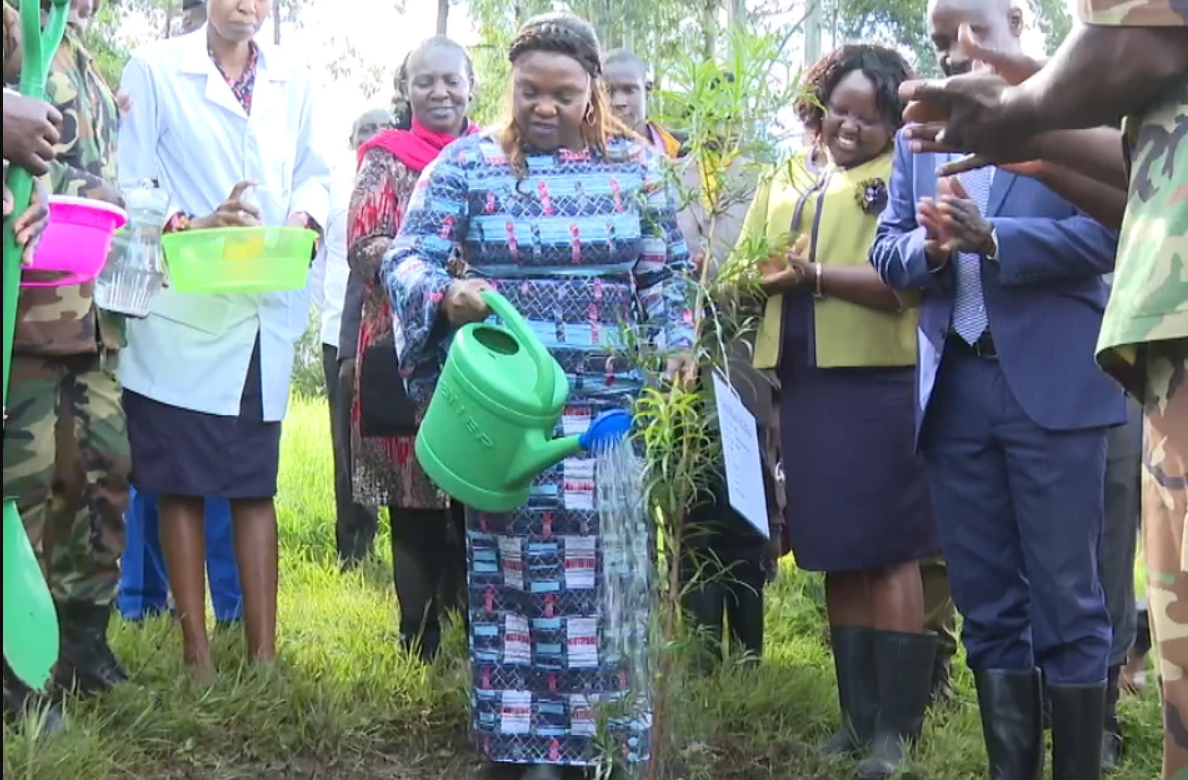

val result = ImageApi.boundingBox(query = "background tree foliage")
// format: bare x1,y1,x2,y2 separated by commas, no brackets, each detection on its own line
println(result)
81,0,130,85
79,0,1076,127
1027,0,1072,55
821,0,937,76
464,0,807,127
818,0,1071,79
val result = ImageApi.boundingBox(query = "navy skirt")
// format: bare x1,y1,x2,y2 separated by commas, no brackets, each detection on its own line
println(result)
124,339,281,500
777,294,940,573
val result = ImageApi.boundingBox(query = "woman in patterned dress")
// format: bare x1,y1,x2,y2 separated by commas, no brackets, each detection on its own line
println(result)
382,13,693,779
347,36,475,660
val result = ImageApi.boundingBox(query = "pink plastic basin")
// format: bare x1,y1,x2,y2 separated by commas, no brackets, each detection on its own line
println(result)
23,196,128,288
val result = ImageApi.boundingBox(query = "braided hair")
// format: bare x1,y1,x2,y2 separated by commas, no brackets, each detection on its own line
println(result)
392,36,475,131
499,12,631,177
795,44,915,146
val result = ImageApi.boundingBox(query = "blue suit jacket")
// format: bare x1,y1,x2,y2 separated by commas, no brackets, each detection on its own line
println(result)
870,132,1126,440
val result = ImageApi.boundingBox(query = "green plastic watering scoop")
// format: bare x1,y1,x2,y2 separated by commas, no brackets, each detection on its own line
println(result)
415,290,631,514
3,0,71,691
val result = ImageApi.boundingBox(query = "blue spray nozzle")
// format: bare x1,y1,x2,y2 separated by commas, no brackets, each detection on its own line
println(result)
579,409,633,453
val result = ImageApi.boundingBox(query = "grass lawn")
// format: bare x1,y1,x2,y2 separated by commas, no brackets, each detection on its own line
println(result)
2,396,1163,779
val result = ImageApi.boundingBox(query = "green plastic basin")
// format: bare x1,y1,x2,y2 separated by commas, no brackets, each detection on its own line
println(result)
161,226,315,294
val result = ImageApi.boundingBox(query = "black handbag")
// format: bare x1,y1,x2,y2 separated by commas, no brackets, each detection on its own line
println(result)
358,343,419,438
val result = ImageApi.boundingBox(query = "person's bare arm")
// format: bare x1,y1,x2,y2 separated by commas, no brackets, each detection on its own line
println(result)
1009,25,1188,135
1010,160,1128,230
936,127,1130,190
818,264,903,312
1022,129,1129,191
762,256,902,312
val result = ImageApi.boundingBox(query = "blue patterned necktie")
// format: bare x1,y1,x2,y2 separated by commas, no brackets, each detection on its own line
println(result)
951,166,992,344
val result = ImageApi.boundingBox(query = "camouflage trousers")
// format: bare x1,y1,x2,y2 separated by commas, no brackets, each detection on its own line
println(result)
921,556,959,660
2,353,129,607
1142,338,1188,780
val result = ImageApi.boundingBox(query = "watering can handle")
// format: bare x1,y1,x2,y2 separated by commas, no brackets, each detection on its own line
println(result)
479,289,555,403
3,0,72,414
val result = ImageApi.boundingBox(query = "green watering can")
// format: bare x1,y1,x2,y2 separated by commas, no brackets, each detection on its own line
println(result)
3,0,71,690
415,290,631,513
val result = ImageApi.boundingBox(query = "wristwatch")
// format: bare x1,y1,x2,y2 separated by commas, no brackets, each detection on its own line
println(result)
984,226,1000,262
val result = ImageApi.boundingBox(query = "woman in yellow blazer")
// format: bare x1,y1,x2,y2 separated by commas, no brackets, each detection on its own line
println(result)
739,45,940,780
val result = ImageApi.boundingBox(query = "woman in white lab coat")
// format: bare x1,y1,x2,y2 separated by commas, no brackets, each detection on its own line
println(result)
116,0,329,679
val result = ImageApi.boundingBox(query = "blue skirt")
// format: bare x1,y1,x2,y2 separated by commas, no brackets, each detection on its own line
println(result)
123,339,281,500
777,294,940,572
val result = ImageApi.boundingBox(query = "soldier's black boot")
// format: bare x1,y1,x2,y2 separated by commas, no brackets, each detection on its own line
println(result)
3,662,64,735
53,601,127,696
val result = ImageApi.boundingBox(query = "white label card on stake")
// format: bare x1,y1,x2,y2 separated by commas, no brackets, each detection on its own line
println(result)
711,369,771,539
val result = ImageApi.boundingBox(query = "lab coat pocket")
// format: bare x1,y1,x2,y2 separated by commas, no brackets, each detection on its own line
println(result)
150,287,233,335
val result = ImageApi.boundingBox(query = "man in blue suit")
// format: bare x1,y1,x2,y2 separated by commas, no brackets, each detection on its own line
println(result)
869,1,1126,777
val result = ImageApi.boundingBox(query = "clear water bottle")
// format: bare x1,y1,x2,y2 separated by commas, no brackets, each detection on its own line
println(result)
93,179,170,318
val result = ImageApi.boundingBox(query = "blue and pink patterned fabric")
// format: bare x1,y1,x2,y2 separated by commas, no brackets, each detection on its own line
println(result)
381,132,693,767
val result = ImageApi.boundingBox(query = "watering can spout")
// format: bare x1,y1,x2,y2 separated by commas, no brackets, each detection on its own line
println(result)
505,409,634,490
508,432,583,489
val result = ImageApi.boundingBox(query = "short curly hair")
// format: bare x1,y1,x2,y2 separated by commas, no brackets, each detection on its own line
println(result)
795,44,915,141
392,37,475,131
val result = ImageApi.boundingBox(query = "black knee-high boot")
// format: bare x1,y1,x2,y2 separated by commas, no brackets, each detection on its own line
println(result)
1051,682,1106,780
974,669,1044,780
857,631,937,779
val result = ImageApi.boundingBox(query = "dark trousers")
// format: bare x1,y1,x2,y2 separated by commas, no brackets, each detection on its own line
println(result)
922,556,959,662
118,486,243,624
1101,396,1141,667
921,348,1111,685
322,345,378,563
390,502,467,656
680,495,767,663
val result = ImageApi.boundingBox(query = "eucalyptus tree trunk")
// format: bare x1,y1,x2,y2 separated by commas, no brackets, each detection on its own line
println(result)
437,0,450,35
803,0,822,66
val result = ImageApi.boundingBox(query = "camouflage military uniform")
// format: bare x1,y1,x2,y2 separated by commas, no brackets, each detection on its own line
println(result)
2,3,127,630
1081,2,1188,777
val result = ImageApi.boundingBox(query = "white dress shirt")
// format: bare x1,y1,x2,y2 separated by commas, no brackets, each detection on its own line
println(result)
116,27,330,422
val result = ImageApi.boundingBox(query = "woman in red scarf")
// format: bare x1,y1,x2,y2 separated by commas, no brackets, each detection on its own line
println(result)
347,36,476,660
